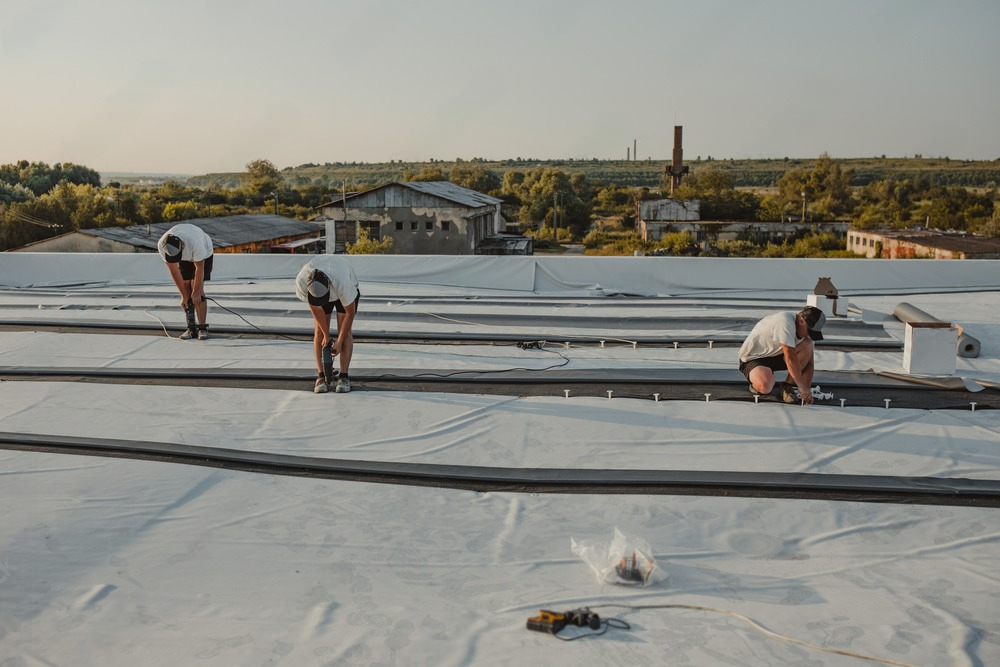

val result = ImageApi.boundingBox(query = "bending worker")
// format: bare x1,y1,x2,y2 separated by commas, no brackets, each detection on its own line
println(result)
157,223,214,340
295,256,360,394
738,305,826,405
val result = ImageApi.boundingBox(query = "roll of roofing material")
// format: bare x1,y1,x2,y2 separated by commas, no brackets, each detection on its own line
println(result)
893,302,981,358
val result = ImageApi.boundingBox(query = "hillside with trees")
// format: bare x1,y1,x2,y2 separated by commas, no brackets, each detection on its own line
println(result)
2,155,998,254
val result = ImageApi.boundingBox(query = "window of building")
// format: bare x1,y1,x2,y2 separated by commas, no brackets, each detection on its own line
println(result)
360,221,380,241
425,221,433,231
395,221,403,231
410,221,418,231
441,220,450,231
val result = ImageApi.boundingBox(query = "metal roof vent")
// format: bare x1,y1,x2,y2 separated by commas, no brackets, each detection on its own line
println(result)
813,277,838,298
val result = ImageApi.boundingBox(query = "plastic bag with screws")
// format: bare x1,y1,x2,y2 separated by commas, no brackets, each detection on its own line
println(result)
570,528,666,587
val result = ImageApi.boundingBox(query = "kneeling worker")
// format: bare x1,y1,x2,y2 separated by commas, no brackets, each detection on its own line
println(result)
295,256,360,394
738,306,826,405
158,223,214,340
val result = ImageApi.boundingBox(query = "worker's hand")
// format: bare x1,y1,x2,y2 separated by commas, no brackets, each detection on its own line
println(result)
798,385,814,406
321,333,332,350
190,293,203,308
331,339,343,357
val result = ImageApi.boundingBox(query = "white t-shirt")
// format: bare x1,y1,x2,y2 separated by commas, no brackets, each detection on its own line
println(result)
295,256,360,306
157,223,213,262
738,311,803,362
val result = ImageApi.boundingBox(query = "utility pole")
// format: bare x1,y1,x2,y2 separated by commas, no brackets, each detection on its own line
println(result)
553,192,559,240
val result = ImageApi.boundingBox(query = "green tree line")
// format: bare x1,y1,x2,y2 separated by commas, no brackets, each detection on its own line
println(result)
3,156,997,253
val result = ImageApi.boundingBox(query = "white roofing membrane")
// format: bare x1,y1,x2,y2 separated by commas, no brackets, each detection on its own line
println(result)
2,254,999,665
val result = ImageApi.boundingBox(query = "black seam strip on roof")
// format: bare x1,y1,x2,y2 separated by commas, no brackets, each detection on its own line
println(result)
1,431,998,507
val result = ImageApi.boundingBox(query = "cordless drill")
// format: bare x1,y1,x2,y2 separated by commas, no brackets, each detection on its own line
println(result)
184,299,197,333
321,342,336,385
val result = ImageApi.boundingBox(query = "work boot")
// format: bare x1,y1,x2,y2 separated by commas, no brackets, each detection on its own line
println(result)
779,383,797,404
197,325,210,340
314,375,329,394
334,374,351,393
748,384,764,396
179,328,196,340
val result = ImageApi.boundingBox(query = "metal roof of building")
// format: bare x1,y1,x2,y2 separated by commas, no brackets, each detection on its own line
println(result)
856,229,1000,255
320,182,501,209
398,181,502,208
80,214,321,251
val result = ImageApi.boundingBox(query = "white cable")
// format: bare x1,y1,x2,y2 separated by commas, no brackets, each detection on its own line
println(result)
594,603,917,667
144,310,177,339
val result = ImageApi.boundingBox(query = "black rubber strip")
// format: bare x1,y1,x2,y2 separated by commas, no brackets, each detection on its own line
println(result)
0,365,959,388
1,431,997,507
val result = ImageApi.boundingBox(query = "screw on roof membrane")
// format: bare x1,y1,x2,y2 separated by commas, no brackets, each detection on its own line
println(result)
884,399,891,410
632,341,637,349
600,340,605,348
653,393,660,402
564,389,571,399
970,402,977,412
673,342,679,349
708,341,714,349
607,390,614,400
564,342,570,348
704,393,711,402
840,398,846,408
753,395,759,404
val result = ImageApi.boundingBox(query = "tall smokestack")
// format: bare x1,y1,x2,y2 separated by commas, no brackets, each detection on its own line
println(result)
634,139,637,161
627,147,630,161
666,125,689,195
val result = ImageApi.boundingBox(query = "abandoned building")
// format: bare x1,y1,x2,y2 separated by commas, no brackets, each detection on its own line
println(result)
847,229,1000,259
636,198,701,242
316,181,504,254
637,198,847,245
10,214,323,254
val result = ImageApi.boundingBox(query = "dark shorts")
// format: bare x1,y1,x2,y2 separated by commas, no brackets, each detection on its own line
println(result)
739,353,787,379
322,293,361,315
179,255,213,282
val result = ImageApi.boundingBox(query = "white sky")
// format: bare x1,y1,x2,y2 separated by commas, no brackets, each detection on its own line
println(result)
2,0,999,174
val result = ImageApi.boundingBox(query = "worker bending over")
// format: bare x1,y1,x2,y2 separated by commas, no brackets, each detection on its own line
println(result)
738,305,826,405
295,256,360,394
157,223,214,340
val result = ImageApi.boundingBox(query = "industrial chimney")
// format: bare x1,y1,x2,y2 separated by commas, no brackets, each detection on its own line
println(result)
665,125,689,195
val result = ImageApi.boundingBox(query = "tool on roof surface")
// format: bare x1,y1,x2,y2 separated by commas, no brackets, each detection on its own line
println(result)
184,299,196,332
322,342,335,385
526,608,602,635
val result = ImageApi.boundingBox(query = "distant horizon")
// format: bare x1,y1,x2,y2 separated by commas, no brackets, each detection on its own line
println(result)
94,153,1000,180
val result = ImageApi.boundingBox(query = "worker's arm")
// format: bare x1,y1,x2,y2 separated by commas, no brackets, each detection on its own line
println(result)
166,262,191,306
190,260,206,306
309,304,331,347
332,301,356,357
781,342,814,405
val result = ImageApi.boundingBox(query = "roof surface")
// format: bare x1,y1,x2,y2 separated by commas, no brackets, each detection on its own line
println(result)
80,214,321,250
1,254,998,666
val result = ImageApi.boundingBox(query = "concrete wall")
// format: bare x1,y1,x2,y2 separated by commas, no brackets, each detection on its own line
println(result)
642,221,849,244
321,189,500,255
